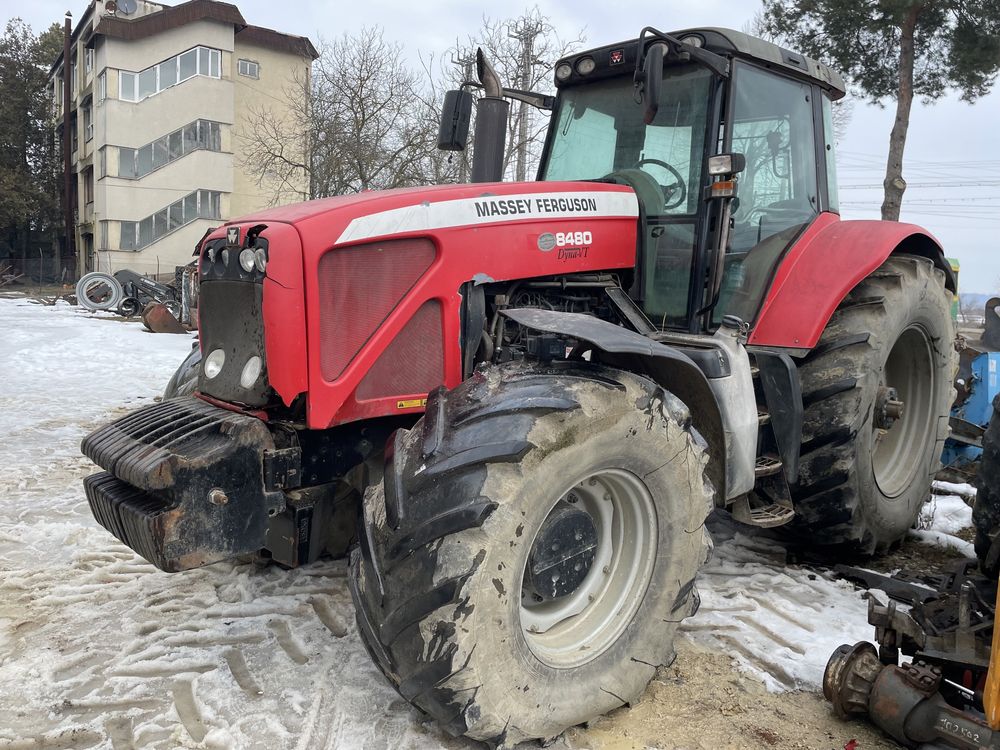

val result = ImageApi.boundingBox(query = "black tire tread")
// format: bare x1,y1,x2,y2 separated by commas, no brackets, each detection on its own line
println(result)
789,254,954,552
350,363,712,745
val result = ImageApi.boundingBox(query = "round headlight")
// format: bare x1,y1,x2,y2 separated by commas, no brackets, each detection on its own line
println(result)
221,248,230,267
254,247,268,272
206,246,217,263
204,348,225,379
680,34,704,48
555,63,572,81
239,248,256,272
240,355,262,389
575,57,596,75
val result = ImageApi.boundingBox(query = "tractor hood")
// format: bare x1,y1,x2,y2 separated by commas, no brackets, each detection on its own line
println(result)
202,181,642,429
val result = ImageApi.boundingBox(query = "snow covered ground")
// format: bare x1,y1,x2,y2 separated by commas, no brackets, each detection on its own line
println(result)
0,297,973,747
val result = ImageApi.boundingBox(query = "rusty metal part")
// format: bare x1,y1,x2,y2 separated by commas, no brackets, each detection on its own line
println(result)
824,642,883,718
825,643,999,749
875,385,904,430
141,301,187,333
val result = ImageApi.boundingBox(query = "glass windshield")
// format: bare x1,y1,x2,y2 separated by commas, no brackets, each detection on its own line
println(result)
542,64,713,217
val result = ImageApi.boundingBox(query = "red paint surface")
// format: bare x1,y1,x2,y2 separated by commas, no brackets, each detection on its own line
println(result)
206,182,639,429
749,214,945,349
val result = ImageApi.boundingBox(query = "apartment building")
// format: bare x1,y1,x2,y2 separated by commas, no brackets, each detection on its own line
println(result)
50,0,317,276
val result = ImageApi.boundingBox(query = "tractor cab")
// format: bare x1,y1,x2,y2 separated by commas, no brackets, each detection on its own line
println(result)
539,28,844,333
535,28,845,334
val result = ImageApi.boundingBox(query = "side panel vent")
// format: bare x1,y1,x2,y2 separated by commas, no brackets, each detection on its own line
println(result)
318,239,435,381
356,300,444,401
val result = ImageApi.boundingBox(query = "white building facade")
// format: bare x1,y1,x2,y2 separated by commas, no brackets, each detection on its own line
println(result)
50,0,316,276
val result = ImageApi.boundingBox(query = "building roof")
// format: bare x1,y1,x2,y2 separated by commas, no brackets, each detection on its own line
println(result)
237,25,318,60
51,0,317,73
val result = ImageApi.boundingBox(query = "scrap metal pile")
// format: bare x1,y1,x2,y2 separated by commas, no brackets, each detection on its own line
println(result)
827,561,1000,748
75,265,197,333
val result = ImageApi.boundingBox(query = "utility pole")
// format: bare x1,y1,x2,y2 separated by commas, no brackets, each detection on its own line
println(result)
62,11,74,280
508,18,543,183
451,50,477,183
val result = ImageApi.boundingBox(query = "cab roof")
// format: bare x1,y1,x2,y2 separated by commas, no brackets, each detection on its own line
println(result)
556,26,846,101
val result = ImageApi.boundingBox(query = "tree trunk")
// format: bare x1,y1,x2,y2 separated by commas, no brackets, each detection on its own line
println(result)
881,7,919,221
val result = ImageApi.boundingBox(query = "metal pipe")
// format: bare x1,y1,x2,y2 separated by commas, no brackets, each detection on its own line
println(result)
62,12,74,280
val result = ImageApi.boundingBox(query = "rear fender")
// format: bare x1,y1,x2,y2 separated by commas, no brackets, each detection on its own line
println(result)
749,216,955,350
502,308,727,503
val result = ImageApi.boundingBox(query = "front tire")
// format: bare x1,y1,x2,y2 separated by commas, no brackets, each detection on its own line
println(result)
349,364,713,746
789,254,955,553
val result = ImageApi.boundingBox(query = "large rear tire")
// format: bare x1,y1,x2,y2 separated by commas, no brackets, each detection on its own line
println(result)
789,254,954,553
349,363,713,746
974,395,1000,577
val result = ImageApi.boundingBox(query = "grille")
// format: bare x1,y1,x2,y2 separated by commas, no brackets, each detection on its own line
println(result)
356,300,444,401
318,238,436,381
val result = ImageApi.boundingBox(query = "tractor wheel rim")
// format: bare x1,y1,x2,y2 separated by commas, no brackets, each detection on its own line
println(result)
519,468,657,668
873,325,936,498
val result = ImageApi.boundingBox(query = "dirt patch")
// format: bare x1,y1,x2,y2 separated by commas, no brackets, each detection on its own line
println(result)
562,640,900,750
868,535,971,578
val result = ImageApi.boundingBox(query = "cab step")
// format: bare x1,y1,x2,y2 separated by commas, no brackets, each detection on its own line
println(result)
757,407,771,426
754,454,783,478
730,494,796,528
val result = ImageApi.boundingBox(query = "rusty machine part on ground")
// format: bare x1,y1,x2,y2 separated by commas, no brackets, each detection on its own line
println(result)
827,561,1000,748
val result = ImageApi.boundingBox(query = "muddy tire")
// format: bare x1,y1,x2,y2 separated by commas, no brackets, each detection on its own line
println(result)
349,363,713,746
163,345,202,399
789,254,954,553
974,395,1000,577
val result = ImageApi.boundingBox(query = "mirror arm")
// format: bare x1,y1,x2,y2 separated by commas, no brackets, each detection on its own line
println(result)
635,26,731,80
460,82,554,111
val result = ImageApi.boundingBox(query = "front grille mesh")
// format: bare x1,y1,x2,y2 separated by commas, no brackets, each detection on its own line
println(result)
317,239,435,381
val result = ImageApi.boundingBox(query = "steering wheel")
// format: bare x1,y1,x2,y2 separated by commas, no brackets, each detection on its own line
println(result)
633,158,687,211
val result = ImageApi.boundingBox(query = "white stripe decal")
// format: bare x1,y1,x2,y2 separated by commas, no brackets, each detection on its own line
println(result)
335,190,639,244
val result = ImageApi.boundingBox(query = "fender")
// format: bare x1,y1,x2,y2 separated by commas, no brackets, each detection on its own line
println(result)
749,213,956,350
502,308,729,502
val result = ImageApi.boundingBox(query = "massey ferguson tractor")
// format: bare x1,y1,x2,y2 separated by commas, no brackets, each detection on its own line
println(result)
81,27,956,746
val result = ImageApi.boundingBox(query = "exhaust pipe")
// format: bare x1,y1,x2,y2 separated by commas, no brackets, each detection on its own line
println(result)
470,48,509,183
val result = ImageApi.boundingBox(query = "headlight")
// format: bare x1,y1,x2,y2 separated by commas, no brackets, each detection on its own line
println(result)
240,356,262,388
555,63,572,81
239,248,256,272
204,348,225,379
220,249,230,267
575,57,596,75
254,247,267,272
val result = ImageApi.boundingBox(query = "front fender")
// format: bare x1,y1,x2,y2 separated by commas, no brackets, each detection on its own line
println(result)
502,308,728,503
749,215,955,349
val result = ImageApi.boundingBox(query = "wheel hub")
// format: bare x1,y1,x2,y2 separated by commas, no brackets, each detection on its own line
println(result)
875,385,905,430
526,501,598,601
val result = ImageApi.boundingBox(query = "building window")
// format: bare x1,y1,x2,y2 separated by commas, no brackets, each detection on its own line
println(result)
70,62,77,96
238,59,259,78
85,48,94,75
83,105,93,142
118,190,223,250
99,220,108,249
97,71,106,102
83,167,94,204
98,147,106,178
71,114,78,153
118,47,223,103
115,119,224,179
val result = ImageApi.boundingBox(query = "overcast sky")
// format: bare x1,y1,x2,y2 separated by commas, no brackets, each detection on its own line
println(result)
18,0,1000,293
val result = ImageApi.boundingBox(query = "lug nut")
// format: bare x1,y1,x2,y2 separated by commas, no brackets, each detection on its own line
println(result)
208,488,229,506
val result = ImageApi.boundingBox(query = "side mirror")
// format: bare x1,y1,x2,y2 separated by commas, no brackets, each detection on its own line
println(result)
438,89,473,152
642,42,667,125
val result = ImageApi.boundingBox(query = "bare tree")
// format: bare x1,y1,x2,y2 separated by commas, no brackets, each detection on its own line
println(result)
451,7,585,181
239,27,453,201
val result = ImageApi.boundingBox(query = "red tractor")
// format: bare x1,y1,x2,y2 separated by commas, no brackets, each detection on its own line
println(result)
82,27,956,746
